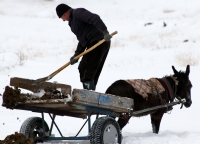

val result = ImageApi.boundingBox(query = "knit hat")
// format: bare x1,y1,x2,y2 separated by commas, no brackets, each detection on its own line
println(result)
56,4,71,18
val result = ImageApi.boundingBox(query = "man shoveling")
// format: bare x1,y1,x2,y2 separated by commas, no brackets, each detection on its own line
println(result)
56,4,111,91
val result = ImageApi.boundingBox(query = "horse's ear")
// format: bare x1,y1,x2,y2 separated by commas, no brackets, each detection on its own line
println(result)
172,65,178,74
186,65,190,76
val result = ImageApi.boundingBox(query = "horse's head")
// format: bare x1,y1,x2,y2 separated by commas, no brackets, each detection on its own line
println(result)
172,65,192,108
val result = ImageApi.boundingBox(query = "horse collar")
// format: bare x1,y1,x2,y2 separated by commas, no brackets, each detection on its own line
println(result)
161,77,178,101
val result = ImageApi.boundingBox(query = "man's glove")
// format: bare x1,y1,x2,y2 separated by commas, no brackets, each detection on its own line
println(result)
70,55,78,65
103,30,111,41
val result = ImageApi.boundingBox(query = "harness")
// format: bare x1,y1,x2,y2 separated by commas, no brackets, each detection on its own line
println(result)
160,76,178,103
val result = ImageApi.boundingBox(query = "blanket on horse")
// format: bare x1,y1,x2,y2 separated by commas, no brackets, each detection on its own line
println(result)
125,78,165,100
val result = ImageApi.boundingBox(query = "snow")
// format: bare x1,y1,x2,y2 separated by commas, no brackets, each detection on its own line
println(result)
33,89,46,97
0,0,200,143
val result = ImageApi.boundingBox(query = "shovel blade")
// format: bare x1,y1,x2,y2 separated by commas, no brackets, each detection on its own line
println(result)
32,76,49,85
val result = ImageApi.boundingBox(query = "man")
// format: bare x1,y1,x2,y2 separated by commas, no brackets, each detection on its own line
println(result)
56,4,111,91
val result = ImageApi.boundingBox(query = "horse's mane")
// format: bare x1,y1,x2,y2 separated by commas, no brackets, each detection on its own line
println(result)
176,70,188,79
163,70,187,78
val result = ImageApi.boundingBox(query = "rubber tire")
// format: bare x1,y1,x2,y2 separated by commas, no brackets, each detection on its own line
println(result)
90,117,99,144
19,117,49,143
90,116,122,144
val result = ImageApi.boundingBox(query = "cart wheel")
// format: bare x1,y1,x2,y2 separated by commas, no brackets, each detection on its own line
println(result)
19,117,49,143
90,116,122,144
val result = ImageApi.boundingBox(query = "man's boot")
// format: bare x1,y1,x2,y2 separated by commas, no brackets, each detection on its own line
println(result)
82,80,96,91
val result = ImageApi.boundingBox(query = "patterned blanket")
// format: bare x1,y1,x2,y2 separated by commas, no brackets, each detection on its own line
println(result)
125,78,165,100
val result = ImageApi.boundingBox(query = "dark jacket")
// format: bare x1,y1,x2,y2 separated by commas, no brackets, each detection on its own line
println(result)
68,8,108,55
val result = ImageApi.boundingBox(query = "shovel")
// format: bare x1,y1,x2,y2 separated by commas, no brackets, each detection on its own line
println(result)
32,31,118,85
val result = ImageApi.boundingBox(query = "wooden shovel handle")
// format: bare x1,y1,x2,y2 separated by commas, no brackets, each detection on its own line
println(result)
48,31,118,80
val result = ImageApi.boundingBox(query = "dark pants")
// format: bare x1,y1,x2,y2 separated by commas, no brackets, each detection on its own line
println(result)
78,40,111,86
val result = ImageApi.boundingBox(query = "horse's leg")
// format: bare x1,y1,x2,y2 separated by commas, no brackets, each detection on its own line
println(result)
117,114,131,130
150,112,164,133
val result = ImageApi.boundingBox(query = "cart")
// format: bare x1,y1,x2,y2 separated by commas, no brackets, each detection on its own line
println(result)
2,77,182,144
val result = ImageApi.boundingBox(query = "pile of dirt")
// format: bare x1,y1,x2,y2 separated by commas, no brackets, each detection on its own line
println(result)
0,132,33,144
2,86,26,109
2,86,68,109
38,89,68,100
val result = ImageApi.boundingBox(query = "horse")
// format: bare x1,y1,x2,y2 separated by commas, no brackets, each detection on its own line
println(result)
105,65,192,134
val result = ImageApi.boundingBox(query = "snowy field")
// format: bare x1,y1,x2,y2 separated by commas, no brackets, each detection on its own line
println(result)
0,0,200,143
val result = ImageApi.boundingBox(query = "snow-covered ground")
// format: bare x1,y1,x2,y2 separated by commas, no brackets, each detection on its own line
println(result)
0,0,200,143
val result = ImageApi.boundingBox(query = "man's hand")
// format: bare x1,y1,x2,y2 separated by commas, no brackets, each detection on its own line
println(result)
103,30,111,41
70,55,78,65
